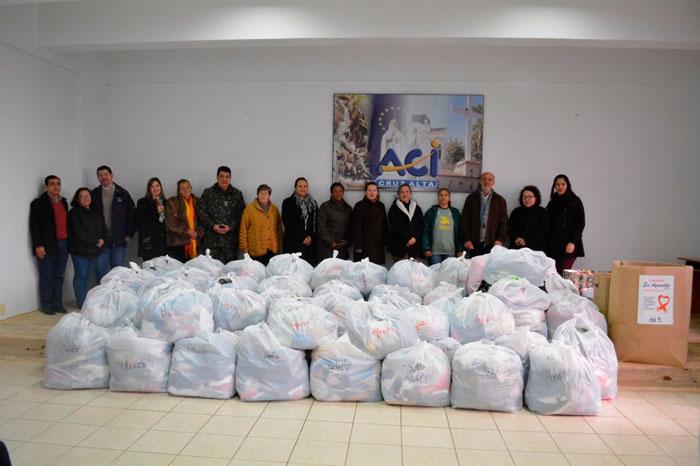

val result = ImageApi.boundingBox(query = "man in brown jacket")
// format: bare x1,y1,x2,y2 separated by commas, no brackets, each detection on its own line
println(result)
460,171,508,258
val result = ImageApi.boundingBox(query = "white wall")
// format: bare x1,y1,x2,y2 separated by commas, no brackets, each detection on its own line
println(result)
0,40,82,318
99,45,700,272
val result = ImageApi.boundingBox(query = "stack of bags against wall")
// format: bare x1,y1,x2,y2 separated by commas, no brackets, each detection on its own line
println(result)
488,276,550,337
44,313,113,389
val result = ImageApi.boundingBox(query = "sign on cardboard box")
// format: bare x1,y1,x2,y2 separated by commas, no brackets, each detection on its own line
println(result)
637,275,674,325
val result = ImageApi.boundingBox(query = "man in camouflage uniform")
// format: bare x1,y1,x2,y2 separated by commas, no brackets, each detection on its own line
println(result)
199,166,246,263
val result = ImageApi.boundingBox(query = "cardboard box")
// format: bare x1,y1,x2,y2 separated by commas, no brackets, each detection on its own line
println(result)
608,260,692,368
594,272,611,317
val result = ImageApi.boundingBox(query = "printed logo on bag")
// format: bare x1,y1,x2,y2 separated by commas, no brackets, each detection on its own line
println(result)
371,327,394,338
414,319,430,331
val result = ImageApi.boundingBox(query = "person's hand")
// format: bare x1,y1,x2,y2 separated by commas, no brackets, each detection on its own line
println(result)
494,240,502,246
35,246,46,259
565,242,575,254
124,236,130,243
515,237,526,247
464,241,474,250
303,236,312,246
407,237,416,246
97,239,104,248
424,250,432,258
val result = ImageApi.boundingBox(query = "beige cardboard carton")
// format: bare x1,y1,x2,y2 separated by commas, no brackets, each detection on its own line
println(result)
608,261,692,367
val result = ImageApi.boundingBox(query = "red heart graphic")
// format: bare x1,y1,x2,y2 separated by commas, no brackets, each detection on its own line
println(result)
657,295,670,313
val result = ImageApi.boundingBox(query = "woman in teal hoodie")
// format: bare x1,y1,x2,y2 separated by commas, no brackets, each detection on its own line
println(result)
422,188,463,265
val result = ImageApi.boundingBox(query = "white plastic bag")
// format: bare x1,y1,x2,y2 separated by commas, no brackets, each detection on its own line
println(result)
186,249,225,277
466,254,488,293
224,253,266,282
409,304,450,341
345,301,418,359
369,284,422,310
429,336,461,363
436,252,471,288
488,276,550,311
423,282,464,305
209,274,259,293
553,317,618,400
484,246,555,287
381,341,451,407
387,258,437,297
449,292,515,344
494,327,548,377
211,287,268,331
544,271,579,294
340,257,388,297
235,323,310,401
311,250,350,289
142,255,183,276
167,331,237,399
266,297,339,350
547,290,607,336
83,281,140,329
310,334,381,402
164,266,212,291
100,262,156,295
510,309,548,337
451,340,524,412
266,252,314,284
44,313,112,389
140,286,214,343
426,289,464,316
525,342,601,415
312,279,364,302
257,275,312,298
323,295,359,335
107,328,172,392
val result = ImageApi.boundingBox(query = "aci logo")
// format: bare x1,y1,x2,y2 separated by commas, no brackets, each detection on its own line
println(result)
378,139,441,177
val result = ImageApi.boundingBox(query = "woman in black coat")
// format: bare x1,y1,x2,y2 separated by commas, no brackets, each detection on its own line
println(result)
546,174,586,274
387,183,424,260
282,177,319,265
135,177,168,260
68,187,107,308
316,182,353,260
508,185,549,252
352,182,388,265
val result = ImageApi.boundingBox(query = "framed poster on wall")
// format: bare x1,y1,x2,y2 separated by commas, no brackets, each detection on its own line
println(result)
332,93,484,192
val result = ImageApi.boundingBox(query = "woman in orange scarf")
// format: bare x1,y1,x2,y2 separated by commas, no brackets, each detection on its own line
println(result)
165,179,204,262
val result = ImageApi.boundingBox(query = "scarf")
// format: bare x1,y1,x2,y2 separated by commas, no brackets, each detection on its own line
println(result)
396,198,417,220
294,193,317,231
183,196,197,258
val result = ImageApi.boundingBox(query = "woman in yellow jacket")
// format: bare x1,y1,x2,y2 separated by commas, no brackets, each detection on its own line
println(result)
239,184,282,265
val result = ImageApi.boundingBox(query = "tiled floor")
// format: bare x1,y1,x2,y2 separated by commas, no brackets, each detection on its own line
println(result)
0,358,698,466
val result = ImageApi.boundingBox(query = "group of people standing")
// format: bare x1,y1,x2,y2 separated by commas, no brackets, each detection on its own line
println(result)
29,165,584,315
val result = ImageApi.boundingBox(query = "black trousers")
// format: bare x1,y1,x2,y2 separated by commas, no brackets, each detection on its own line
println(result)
251,251,275,266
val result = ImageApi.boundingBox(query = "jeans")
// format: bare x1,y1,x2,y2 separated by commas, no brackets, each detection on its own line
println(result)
37,240,68,311
96,244,126,283
72,255,96,308
429,253,450,266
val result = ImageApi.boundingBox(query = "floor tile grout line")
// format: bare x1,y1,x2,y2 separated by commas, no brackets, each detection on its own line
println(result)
490,411,517,466
444,407,461,465
286,398,314,465
342,401,358,466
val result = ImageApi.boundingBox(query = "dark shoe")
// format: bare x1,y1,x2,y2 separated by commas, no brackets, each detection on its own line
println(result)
56,306,68,314
39,308,56,315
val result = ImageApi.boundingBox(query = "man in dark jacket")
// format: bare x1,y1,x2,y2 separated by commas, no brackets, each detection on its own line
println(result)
29,175,69,314
460,171,508,258
91,165,136,282
199,166,246,263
